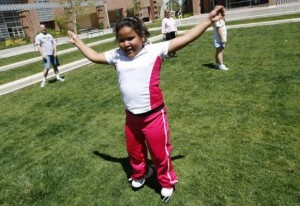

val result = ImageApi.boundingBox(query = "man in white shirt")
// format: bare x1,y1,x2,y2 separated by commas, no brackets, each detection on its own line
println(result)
35,24,64,87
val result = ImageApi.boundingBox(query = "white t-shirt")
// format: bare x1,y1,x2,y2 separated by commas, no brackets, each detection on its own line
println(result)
213,19,227,43
105,41,170,114
162,17,178,34
35,33,56,55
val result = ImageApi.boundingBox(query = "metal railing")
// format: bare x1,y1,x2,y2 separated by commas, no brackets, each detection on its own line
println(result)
275,0,299,4
227,0,268,9
210,0,299,10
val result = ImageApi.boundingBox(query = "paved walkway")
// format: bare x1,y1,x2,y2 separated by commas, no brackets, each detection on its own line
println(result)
0,29,113,59
1,3,299,59
0,36,116,72
0,4,299,96
0,34,165,96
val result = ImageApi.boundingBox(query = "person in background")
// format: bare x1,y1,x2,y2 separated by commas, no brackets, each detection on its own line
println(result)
177,9,182,19
35,24,64,87
161,10,178,57
213,15,229,70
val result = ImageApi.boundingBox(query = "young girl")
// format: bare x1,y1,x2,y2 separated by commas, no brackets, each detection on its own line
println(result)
162,9,178,57
68,5,225,202
213,16,229,70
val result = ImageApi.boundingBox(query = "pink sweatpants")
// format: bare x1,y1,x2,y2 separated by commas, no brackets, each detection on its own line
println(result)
125,106,178,188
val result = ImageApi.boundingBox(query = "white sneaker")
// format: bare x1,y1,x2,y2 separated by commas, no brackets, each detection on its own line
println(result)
40,81,46,87
57,77,64,82
130,167,153,188
161,187,174,202
219,64,229,71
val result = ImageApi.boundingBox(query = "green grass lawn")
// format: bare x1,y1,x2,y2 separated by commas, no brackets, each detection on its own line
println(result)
0,22,299,205
1,14,300,84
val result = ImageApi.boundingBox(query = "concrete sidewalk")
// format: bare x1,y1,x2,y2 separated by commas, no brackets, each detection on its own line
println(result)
177,2,300,26
0,34,164,96
0,3,299,59
0,28,114,59
0,37,115,72
0,3,299,96
1,18,299,96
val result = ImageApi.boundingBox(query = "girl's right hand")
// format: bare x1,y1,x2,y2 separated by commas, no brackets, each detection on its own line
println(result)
209,5,225,23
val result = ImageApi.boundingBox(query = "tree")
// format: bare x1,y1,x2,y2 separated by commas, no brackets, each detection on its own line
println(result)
133,0,141,17
126,0,141,19
165,0,181,11
59,0,95,34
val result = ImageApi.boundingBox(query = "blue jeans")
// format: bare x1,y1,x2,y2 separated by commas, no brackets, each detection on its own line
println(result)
43,55,60,70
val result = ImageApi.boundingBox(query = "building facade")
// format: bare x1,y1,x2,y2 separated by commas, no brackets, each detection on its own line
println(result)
0,0,164,43
0,0,275,43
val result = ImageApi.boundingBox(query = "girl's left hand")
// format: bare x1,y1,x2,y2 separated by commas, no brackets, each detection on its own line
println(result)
68,31,78,44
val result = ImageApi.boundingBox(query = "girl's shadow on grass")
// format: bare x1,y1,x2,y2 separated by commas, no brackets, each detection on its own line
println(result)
48,76,65,84
203,63,218,70
92,151,184,194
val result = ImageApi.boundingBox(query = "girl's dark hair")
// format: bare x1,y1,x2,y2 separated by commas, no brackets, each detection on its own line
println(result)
114,16,150,43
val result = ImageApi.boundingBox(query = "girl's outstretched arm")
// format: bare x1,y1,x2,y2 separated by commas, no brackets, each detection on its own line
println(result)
168,5,225,53
68,31,108,64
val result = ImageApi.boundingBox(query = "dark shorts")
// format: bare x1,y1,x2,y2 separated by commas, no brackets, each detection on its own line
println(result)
166,31,176,41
